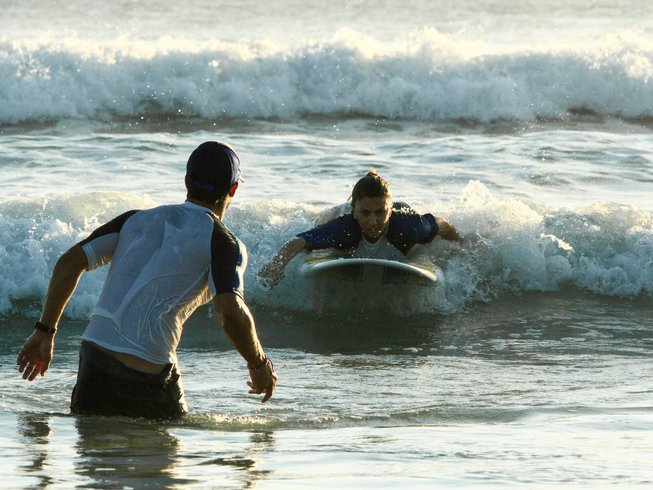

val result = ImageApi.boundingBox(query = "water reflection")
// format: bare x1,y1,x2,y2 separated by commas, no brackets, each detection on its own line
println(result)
74,416,187,488
73,415,276,489
171,423,276,489
17,413,54,488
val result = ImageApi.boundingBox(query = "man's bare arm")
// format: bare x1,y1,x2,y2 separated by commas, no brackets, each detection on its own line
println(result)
17,244,88,381
40,244,89,328
213,293,277,402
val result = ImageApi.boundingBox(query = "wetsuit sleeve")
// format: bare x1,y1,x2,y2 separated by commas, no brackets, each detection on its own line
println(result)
79,210,139,270
296,214,362,252
386,212,439,254
209,221,247,299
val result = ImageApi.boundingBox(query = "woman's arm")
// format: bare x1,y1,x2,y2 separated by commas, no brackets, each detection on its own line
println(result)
258,237,307,287
435,217,459,241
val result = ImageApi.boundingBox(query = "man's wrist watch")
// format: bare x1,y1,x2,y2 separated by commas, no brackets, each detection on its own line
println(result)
34,321,57,334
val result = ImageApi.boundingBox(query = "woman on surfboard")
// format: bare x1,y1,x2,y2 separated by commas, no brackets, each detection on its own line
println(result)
259,170,458,287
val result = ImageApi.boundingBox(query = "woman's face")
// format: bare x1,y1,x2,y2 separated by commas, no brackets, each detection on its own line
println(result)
353,196,392,243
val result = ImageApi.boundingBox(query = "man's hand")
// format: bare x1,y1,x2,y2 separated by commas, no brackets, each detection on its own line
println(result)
247,356,277,403
17,331,55,381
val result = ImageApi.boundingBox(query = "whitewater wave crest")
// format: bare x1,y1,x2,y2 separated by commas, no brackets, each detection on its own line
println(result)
2,30,652,125
1,184,651,319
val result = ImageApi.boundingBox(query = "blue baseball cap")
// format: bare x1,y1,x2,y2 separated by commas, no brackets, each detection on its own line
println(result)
186,141,241,194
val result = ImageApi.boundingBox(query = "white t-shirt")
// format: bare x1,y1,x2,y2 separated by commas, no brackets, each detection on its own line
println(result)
80,201,246,364
351,234,406,261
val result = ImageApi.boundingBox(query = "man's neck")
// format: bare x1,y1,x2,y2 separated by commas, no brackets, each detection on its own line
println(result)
186,198,229,219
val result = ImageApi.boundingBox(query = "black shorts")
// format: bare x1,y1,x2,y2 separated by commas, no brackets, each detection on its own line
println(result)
71,340,188,419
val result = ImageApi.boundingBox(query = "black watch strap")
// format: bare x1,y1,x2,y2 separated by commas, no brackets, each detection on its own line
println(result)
34,321,57,334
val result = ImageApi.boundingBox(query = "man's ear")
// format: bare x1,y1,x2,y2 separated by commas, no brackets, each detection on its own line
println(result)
228,183,238,197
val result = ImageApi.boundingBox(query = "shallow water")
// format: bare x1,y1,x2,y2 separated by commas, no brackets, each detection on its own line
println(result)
2,291,652,487
2,0,653,487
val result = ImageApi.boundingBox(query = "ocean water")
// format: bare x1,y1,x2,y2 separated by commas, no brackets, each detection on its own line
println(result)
1,0,652,487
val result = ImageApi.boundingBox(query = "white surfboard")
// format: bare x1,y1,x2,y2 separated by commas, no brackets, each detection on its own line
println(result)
300,255,439,285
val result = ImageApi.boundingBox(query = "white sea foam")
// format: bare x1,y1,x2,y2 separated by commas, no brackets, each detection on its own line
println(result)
1,186,650,319
0,193,156,317
1,30,652,125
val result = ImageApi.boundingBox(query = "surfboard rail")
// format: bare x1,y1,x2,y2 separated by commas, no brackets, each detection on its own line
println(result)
300,256,439,283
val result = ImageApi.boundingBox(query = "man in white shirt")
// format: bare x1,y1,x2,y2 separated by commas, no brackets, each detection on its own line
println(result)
17,141,277,418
